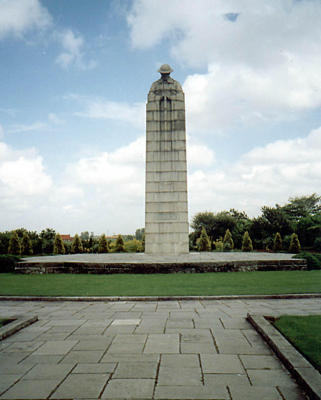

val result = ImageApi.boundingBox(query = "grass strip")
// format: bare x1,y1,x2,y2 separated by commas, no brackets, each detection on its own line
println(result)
274,315,321,372
0,270,320,296
0,319,11,328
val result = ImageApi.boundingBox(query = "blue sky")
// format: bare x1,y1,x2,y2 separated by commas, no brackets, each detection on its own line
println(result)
1,0,321,235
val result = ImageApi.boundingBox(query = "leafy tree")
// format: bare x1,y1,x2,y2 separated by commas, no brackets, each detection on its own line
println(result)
0,232,11,254
273,232,282,252
242,231,253,252
98,234,109,253
282,193,321,221
71,234,83,254
192,211,236,247
228,209,249,220
8,231,21,255
223,229,234,251
114,234,126,252
197,227,211,252
191,211,216,243
231,218,252,249
21,232,33,255
135,228,145,241
261,206,293,236
296,214,321,247
142,234,145,252
249,216,270,249
53,233,65,254
289,233,301,253
313,237,321,251
80,231,89,241
39,228,56,254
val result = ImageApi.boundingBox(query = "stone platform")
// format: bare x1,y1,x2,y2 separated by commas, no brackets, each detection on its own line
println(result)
16,252,306,274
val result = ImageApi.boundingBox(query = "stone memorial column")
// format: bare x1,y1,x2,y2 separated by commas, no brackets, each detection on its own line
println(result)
145,64,189,254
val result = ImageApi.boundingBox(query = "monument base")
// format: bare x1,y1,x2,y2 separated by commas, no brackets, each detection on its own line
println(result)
16,252,306,274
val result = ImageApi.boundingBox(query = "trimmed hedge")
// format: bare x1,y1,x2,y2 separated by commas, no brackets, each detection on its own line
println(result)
294,252,321,270
0,255,20,273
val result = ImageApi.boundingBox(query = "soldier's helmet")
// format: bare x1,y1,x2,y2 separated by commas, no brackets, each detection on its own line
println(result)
158,64,173,74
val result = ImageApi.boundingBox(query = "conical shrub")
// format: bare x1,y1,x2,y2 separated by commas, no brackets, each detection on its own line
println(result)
242,231,253,252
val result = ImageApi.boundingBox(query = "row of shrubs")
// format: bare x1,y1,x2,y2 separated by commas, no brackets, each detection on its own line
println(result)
6,231,144,256
196,228,301,253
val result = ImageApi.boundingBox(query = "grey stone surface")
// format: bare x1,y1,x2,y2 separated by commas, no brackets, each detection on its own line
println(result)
240,354,283,370
22,363,75,380
51,373,109,399
113,361,158,378
154,384,229,399
0,379,60,399
33,339,77,355
229,385,282,400
19,251,299,263
144,333,179,353
201,354,245,374
1,298,319,399
145,65,189,255
101,378,154,399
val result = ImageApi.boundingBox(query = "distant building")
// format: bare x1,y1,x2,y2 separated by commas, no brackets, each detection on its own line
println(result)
61,234,73,242
105,235,118,240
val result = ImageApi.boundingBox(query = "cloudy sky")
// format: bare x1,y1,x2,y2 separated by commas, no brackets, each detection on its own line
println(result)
1,0,321,235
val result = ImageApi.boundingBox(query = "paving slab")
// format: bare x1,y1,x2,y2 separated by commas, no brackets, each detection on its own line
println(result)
73,362,116,374
154,384,229,399
201,354,245,374
0,379,60,399
60,349,104,363
33,339,78,355
158,366,203,386
22,363,75,380
229,385,283,400
144,333,179,353
0,375,21,395
0,298,317,399
160,354,200,368
101,378,154,399
50,373,109,399
240,354,283,370
113,361,158,378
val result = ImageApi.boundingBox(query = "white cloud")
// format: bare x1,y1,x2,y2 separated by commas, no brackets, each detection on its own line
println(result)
0,0,52,39
189,127,321,217
1,126,320,234
66,136,145,187
184,61,321,133
56,29,97,70
0,124,4,139
9,121,47,134
72,95,145,129
0,142,52,197
48,113,64,125
128,0,321,132
187,137,215,167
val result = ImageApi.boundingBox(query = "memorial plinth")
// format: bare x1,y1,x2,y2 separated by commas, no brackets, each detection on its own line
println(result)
145,65,189,254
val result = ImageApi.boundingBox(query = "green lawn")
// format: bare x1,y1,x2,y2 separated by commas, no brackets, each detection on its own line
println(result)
0,270,320,296
274,315,321,372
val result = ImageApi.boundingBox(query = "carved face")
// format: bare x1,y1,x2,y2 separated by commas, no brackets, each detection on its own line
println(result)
161,73,170,81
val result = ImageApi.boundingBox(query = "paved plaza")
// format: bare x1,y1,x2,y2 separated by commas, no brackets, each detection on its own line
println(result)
0,298,320,399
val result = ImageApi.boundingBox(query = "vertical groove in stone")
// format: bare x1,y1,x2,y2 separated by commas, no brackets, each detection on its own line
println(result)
145,66,189,254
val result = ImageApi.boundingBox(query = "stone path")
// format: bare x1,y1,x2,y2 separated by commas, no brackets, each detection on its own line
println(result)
0,298,320,399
